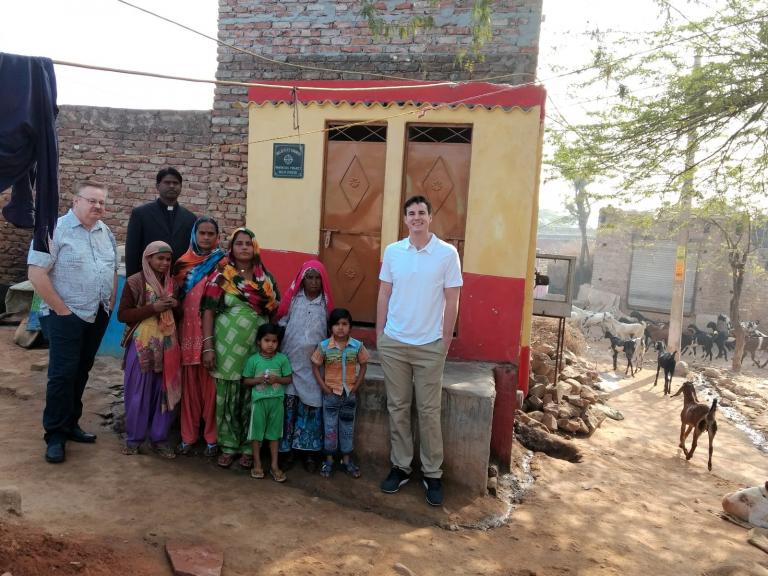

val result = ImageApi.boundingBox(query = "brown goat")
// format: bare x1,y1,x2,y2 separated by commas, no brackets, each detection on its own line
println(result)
672,380,718,471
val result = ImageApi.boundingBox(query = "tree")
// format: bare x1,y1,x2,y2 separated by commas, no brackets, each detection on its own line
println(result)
546,134,603,288
359,0,493,71
694,192,768,372
553,0,768,371
567,0,768,198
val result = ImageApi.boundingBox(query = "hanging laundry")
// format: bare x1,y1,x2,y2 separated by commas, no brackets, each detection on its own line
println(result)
0,52,59,253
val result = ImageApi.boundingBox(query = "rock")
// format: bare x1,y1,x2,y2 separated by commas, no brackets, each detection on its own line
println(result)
554,382,571,403
560,365,580,380
488,464,498,478
582,406,607,436
533,374,550,385
541,413,558,432
394,563,417,576
558,418,581,433
565,379,583,394
592,404,624,421
532,342,556,357
574,373,591,386
0,486,21,516
30,359,48,371
744,398,764,410
514,421,583,463
703,367,722,379
527,411,544,422
557,405,577,419
165,540,224,576
579,386,598,403
542,402,560,415
543,393,554,405
577,418,590,435
674,360,689,377
529,383,547,399
719,398,732,408
525,395,543,411
565,395,588,408
487,476,498,497
719,389,738,402
531,352,554,376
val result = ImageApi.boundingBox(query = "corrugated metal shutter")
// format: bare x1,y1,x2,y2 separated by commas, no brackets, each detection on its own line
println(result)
628,241,697,313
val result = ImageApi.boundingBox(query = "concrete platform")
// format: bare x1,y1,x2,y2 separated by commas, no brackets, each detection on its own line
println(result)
355,354,497,496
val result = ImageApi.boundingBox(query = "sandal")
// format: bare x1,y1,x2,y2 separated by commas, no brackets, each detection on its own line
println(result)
204,443,219,458
343,460,361,479
239,454,254,469
250,467,265,479
217,453,236,468
270,468,287,483
152,443,177,459
176,442,194,456
320,461,333,478
121,444,139,456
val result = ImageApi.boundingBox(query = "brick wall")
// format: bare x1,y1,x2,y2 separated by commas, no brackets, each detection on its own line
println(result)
592,207,768,324
57,106,213,242
209,0,543,235
0,1,542,285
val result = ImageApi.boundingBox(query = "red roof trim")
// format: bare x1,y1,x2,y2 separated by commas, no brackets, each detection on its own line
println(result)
247,81,547,120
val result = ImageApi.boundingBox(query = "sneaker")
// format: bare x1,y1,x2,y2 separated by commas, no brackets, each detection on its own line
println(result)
423,477,444,506
380,467,411,493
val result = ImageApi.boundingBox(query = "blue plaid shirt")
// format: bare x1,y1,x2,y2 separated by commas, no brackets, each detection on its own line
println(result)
27,209,117,322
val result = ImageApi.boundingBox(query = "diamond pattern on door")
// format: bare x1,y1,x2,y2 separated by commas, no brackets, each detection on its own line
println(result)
335,246,366,302
340,156,370,211
421,156,455,216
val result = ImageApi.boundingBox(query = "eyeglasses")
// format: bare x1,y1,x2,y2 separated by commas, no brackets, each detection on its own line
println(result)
77,195,106,207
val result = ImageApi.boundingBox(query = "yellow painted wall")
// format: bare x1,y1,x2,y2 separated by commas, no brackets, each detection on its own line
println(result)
247,101,543,279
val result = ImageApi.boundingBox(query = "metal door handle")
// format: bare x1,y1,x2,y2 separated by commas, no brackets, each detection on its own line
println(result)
321,228,339,248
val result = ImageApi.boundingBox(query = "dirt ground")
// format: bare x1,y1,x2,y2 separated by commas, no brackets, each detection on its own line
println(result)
1,325,768,576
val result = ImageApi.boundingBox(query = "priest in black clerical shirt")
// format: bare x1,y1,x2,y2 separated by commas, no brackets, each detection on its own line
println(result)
125,167,197,276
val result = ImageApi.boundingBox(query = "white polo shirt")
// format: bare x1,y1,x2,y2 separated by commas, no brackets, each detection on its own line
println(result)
379,234,463,345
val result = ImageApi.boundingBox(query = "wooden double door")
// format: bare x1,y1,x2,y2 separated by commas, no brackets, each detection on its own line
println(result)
320,124,472,324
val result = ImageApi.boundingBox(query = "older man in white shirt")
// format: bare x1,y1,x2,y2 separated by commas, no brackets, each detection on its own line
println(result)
28,180,117,464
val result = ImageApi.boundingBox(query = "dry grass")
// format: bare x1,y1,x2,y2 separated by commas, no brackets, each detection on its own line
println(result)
532,316,587,356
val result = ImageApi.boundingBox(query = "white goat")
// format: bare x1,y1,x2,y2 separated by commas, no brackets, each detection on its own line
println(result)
602,313,646,341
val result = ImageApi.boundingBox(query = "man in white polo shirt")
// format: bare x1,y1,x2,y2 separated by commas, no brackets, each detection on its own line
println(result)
376,195,462,506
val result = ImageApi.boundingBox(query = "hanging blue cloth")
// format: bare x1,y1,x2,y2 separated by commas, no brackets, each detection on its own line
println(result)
0,52,59,253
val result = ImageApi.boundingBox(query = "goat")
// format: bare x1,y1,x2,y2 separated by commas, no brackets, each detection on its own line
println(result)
672,380,718,471
653,341,677,395
742,335,768,367
687,324,715,361
629,310,662,326
602,313,646,341
706,321,729,361
645,322,669,347
605,331,641,377
680,326,698,357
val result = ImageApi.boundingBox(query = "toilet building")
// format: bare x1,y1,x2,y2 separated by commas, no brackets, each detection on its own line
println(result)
246,80,545,389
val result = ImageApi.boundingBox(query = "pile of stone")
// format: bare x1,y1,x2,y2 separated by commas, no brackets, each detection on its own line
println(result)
701,367,766,413
517,342,618,437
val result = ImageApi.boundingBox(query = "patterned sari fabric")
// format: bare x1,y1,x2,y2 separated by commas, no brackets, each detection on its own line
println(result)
279,394,323,453
200,229,280,455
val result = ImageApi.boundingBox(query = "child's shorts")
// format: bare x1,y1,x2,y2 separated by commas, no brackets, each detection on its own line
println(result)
248,396,284,441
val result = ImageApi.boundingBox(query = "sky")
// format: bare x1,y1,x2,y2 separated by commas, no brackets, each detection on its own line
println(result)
0,0,699,223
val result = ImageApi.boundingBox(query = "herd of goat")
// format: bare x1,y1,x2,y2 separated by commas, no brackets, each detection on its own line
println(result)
570,308,768,376
570,307,729,470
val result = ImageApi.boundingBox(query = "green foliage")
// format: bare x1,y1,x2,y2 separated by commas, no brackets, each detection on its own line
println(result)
359,0,494,71
558,0,768,202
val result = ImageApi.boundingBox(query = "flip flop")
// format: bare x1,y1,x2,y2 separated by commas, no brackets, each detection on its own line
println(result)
239,454,254,469
343,461,361,479
152,443,177,459
270,468,287,483
217,453,236,468
250,467,265,479
121,444,139,456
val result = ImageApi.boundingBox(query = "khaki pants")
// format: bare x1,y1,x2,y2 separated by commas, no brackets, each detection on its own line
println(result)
378,332,447,478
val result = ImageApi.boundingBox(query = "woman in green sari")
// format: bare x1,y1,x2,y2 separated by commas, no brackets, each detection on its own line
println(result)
201,228,280,468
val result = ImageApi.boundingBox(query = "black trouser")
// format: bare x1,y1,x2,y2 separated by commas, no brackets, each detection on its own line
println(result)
40,307,110,444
